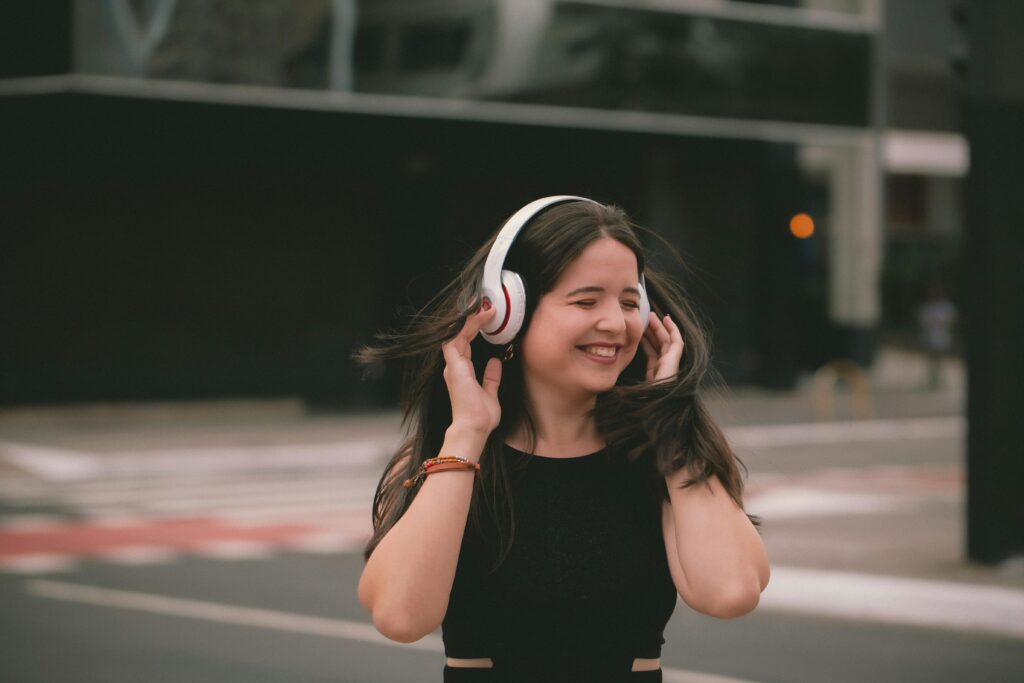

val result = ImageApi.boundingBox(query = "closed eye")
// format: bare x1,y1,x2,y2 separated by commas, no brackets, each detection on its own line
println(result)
573,299,640,309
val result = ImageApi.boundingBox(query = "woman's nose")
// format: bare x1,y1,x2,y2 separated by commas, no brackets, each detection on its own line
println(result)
595,303,628,334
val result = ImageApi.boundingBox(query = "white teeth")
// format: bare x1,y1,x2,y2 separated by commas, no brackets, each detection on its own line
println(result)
582,346,616,358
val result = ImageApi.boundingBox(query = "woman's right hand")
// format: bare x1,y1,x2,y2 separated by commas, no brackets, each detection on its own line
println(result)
441,302,503,440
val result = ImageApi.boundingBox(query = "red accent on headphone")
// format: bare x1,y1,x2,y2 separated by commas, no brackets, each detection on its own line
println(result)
492,284,512,334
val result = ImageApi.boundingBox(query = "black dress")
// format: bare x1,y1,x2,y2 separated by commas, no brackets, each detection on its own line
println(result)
441,443,678,682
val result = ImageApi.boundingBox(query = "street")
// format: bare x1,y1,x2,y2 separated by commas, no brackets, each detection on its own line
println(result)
4,1,1022,680
2,405,1022,682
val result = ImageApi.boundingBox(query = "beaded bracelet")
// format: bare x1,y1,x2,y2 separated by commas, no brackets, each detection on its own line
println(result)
403,456,480,489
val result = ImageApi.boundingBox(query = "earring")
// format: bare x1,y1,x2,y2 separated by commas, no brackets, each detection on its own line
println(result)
503,342,516,361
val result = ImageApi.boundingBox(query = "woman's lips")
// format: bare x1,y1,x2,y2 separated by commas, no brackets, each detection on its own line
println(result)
577,345,619,364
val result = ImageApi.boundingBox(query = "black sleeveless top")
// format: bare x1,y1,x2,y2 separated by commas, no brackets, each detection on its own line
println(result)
441,443,678,682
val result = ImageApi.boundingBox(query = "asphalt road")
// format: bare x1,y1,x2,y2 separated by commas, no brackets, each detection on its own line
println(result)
3,552,1021,683
2,416,1023,682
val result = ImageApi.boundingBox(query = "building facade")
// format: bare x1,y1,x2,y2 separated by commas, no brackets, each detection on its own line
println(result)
2,1,889,406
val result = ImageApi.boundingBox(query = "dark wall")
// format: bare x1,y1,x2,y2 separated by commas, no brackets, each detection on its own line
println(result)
0,3,72,78
5,94,390,405
2,93,801,406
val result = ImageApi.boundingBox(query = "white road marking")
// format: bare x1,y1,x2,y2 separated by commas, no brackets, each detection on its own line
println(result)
284,532,366,554
135,487,371,512
26,579,440,651
0,471,372,498
1,416,963,485
745,487,924,519
207,500,370,523
727,416,964,449
0,440,397,481
2,475,377,505
662,671,759,683
98,546,180,565
25,580,760,683
192,540,275,560
0,554,77,574
0,443,100,481
74,499,368,523
760,565,1024,639
0,465,377,527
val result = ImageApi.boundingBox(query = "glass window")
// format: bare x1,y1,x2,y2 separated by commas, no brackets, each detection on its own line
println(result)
73,0,872,127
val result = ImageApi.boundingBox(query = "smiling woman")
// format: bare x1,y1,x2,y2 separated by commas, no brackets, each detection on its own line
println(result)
354,197,769,682
518,237,645,402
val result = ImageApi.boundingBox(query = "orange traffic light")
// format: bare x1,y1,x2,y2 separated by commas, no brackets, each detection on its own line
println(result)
790,213,815,239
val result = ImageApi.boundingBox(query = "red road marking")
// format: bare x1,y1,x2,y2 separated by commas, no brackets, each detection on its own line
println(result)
0,517,315,558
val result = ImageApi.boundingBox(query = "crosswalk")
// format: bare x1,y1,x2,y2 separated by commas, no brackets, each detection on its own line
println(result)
743,464,961,519
0,471,377,521
0,440,392,574
0,430,964,575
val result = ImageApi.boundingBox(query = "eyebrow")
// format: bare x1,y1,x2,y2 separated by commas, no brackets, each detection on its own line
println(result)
565,285,641,297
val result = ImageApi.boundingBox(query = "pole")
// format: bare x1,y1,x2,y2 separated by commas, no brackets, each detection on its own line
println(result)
963,0,1024,564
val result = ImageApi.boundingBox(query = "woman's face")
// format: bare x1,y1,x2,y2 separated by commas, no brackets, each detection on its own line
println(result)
519,236,644,401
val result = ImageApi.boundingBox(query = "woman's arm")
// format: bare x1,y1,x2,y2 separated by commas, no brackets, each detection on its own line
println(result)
643,312,769,617
661,473,770,618
358,304,503,643
357,426,488,643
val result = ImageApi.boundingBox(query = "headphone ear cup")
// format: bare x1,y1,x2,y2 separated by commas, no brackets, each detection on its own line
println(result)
638,280,651,331
480,270,527,345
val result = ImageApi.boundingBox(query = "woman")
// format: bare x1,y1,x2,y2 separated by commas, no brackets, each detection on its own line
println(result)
356,196,770,682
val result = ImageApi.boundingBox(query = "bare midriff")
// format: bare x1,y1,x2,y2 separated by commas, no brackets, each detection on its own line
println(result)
446,657,661,671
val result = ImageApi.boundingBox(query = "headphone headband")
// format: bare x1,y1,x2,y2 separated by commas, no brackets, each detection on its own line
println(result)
479,195,649,345
480,195,592,313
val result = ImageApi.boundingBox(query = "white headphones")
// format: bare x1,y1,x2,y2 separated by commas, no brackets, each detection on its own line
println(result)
479,195,651,345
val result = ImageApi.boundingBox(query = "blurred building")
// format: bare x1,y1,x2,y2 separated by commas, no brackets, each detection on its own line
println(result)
2,1,947,407
881,1,967,349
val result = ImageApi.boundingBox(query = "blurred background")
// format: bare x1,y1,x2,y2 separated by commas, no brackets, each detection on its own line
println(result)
1,2,1022,682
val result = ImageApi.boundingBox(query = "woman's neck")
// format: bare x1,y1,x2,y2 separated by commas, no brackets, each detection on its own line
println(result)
506,387,603,456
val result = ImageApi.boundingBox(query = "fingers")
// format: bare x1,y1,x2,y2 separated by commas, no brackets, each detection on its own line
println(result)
481,356,503,397
643,312,685,383
645,311,662,335
654,316,672,348
458,304,496,344
441,306,500,390
640,336,657,382
443,305,496,359
644,312,665,351
662,314,685,350
646,312,684,352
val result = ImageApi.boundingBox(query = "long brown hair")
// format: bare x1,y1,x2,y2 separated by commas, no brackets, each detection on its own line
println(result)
355,199,759,569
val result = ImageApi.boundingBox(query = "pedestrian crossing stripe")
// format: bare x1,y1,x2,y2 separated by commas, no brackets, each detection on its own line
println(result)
0,515,372,573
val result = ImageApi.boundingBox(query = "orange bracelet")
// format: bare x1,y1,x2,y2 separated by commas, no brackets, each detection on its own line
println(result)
425,462,480,476
403,457,480,489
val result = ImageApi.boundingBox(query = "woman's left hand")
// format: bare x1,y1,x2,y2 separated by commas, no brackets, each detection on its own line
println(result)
641,312,685,382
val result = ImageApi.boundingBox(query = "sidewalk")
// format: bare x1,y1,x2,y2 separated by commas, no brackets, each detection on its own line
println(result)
708,346,965,426
0,347,963,437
